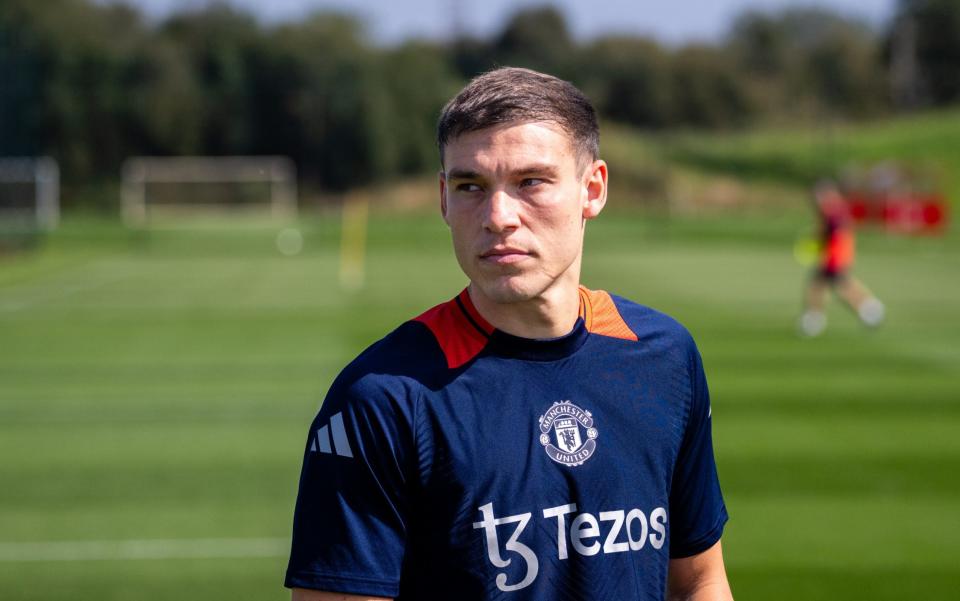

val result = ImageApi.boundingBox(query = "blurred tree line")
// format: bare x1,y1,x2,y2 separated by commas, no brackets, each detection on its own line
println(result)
1,0,958,204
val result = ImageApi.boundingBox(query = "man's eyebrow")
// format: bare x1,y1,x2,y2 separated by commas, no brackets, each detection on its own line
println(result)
446,168,481,180
446,164,560,180
512,164,560,177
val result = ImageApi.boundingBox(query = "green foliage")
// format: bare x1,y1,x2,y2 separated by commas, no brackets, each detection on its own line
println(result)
580,37,674,128
729,8,890,120
492,6,576,78
125,40,205,155
1,0,955,207
0,0,148,179
376,42,462,175
0,1,44,155
892,0,960,104
259,13,383,189
159,3,262,155
805,28,888,116
670,45,753,128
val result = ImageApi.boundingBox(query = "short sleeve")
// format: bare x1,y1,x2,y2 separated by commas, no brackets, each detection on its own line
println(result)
285,373,416,597
668,341,728,558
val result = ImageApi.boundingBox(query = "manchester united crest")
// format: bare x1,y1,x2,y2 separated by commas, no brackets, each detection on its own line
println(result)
538,400,598,467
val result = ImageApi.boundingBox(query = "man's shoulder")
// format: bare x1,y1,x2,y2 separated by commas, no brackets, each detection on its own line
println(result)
589,288,696,350
311,317,445,426
325,293,476,406
337,317,448,390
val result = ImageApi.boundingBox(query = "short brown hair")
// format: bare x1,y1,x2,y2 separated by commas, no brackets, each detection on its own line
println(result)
437,67,599,168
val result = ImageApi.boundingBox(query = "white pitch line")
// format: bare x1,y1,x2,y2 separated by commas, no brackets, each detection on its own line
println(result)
0,269,126,313
0,537,288,562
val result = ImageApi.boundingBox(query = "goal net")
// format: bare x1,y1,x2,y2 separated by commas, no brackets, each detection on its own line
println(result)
0,157,60,231
121,156,297,227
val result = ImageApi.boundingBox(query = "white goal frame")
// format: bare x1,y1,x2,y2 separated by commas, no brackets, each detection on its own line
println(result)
120,156,297,227
0,156,60,230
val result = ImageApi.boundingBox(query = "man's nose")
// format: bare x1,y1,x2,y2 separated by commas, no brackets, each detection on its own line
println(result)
483,189,521,233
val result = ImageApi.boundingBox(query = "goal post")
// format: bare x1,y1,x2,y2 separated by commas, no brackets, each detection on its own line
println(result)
120,156,297,227
0,156,60,231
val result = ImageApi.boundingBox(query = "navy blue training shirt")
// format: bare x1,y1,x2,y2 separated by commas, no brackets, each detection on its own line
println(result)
286,286,727,600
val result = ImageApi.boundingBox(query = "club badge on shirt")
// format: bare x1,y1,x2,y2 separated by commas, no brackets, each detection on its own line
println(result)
538,400,598,467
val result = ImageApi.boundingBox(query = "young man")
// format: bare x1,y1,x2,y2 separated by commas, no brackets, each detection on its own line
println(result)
286,67,732,601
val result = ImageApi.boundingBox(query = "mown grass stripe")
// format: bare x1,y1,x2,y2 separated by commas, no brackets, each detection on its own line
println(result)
0,538,288,562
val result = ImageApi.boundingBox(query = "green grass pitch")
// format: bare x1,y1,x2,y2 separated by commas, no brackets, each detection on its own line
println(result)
1,211,958,600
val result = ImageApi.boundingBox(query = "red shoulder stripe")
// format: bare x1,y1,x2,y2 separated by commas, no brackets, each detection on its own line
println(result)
413,289,491,369
579,286,639,342
454,288,495,336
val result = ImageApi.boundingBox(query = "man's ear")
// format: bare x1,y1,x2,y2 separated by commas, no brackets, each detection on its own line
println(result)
582,160,608,220
439,170,450,225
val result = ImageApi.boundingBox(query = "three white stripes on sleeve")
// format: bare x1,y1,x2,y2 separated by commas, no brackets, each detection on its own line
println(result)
310,412,354,458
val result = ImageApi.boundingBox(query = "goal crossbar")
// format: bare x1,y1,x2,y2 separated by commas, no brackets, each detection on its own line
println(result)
121,156,297,226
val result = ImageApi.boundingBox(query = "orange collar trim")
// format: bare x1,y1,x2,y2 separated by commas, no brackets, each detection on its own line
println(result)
415,286,638,369
578,286,639,342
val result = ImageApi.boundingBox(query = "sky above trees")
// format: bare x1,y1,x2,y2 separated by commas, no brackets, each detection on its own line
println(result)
116,0,897,44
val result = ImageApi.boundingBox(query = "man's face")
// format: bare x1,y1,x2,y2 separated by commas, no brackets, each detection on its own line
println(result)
440,121,607,306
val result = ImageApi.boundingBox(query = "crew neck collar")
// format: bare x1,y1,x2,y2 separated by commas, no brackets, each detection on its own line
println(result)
456,288,590,362
487,318,590,361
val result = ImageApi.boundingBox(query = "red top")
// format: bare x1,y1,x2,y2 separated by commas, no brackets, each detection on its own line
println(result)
820,205,855,272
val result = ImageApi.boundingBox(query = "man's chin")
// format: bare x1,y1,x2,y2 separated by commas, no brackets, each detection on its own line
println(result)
472,277,542,305
471,273,564,304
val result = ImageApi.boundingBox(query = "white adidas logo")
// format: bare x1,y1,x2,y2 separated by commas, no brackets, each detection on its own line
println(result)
310,412,354,458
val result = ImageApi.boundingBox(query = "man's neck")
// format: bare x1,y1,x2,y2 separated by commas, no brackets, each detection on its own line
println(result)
468,280,581,340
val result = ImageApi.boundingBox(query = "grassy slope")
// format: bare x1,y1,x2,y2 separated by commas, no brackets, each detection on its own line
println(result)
660,107,960,207
1,212,958,600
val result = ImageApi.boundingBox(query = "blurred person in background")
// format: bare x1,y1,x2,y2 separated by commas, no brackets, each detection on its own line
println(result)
286,67,732,601
798,180,885,337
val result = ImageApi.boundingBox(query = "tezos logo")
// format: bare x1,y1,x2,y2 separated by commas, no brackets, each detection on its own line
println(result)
538,400,598,467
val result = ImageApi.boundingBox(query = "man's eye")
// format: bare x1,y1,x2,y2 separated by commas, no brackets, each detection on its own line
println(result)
520,178,544,188
456,183,482,193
